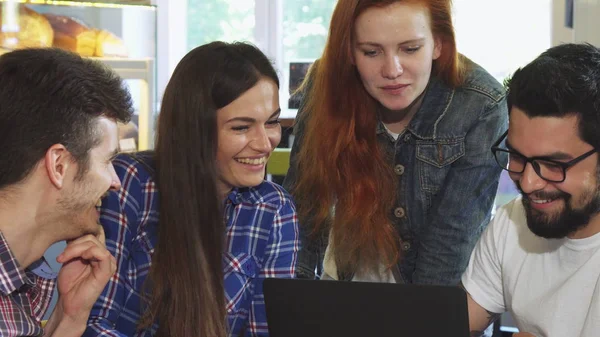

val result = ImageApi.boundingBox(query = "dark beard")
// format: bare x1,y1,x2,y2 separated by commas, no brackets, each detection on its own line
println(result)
518,184,600,239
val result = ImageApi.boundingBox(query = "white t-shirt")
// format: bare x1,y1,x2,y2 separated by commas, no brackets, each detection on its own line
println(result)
462,198,600,337
383,123,400,141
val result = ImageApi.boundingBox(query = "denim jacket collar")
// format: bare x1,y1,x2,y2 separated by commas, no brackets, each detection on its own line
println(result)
376,75,454,141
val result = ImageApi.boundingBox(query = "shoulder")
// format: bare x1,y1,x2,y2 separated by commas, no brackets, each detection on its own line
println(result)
104,152,158,216
456,55,506,104
486,198,529,249
112,152,156,187
101,152,159,243
493,198,525,230
241,181,296,212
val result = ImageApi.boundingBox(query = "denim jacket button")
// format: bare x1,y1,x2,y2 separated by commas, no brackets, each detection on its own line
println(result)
401,241,411,251
394,207,406,218
403,133,411,142
394,164,405,175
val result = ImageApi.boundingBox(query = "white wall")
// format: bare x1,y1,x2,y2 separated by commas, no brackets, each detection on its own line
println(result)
155,0,188,104
574,0,600,46
552,0,600,47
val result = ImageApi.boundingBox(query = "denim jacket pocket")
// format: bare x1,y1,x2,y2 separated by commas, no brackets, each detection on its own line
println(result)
223,252,260,314
416,138,465,195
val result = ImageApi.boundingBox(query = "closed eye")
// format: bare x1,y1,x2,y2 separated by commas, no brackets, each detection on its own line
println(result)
404,46,421,54
231,125,250,131
266,119,281,127
363,49,379,57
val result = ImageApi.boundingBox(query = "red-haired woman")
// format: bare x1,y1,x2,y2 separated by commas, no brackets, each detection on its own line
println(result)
284,0,507,284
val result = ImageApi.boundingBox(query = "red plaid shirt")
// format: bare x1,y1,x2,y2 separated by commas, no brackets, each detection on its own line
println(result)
0,231,56,336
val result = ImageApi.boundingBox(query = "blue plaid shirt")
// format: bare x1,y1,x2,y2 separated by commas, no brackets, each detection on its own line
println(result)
84,153,299,337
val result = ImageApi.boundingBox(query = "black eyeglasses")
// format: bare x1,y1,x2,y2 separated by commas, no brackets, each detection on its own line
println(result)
491,131,597,183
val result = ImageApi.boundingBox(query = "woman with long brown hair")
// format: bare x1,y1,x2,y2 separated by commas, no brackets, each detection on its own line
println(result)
84,41,299,337
285,0,507,284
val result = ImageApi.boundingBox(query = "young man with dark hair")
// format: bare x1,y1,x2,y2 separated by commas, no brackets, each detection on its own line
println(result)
463,43,600,337
0,48,133,336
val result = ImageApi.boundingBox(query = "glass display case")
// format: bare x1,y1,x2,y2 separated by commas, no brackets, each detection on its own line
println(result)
0,0,157,151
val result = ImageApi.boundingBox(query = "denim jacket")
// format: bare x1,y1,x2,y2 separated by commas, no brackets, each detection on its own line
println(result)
284,56,508,285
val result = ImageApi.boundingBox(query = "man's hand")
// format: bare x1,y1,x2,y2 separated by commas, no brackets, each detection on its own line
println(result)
43,226,117,337
513,333,536,337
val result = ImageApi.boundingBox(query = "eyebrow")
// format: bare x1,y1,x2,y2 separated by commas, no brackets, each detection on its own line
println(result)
225,108,281,124
356,38,426,48
506,140,574,161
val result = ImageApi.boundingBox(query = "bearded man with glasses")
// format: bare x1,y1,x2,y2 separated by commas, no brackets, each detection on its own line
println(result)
491,129,598,239
461,43,600,337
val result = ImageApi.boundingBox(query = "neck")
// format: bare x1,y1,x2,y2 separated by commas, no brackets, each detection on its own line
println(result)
221,191,231,202
568,212,600,239
0,190,56,269
379,90,426,134
217,182,232,203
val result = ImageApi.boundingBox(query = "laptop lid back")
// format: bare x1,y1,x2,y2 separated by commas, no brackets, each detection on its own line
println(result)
264,278,469,337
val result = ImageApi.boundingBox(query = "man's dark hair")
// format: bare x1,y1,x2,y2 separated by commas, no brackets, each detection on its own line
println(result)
507,43,600,149
0,48,133,188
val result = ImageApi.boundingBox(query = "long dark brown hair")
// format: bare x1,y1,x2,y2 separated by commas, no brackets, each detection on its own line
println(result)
143,41,279,337
293,0,465,277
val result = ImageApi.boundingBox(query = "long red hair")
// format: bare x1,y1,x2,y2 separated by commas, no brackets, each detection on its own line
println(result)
293,0,464,276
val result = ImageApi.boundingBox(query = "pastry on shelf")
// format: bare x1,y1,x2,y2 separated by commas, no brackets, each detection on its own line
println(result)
43,13,97,57
0,5,53,50
95,29,128,58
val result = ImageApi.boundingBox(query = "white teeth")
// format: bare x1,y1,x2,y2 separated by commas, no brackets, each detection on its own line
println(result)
236,157,266,165
531,199,552,204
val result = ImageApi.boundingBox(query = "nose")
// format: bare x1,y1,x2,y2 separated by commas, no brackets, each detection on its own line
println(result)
109,165,122,191
251,127,274,153
518,162,547,194
382,54,403,79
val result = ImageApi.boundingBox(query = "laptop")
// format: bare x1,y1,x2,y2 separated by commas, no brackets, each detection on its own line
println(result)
264,278,470,337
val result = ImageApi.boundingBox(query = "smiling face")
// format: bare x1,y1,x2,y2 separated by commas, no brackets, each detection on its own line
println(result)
508,107,600,239
352,1,441,112
57,116,122,239
215,77,281,197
